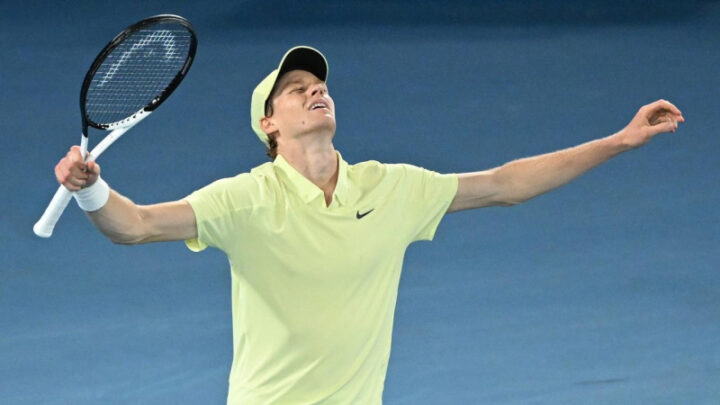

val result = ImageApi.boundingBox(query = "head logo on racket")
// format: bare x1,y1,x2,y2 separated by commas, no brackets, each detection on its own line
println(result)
98,29,180,87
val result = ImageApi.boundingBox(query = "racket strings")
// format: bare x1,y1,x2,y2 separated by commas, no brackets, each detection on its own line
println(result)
86,22,193,126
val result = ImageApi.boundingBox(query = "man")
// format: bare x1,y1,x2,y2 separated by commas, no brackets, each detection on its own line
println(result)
56,46,684,403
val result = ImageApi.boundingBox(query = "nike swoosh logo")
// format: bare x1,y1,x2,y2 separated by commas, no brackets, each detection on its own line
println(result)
356,209,374,219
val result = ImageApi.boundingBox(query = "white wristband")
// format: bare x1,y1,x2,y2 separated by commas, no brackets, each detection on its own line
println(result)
73,176,110,212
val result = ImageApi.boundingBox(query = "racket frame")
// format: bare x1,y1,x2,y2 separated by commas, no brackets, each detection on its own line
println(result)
33,14,196,238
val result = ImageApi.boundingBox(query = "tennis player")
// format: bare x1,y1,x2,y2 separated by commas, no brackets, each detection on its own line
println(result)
56,46,684,403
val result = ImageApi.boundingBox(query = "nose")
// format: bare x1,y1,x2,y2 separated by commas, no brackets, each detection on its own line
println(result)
311,84,326,96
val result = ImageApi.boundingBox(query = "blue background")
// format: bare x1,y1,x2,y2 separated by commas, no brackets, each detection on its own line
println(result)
2,0,719,403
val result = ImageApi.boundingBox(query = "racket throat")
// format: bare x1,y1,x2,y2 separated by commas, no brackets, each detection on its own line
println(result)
80,132,89,159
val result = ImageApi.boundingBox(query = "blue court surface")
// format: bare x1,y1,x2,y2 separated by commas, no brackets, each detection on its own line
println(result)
2,1,719,403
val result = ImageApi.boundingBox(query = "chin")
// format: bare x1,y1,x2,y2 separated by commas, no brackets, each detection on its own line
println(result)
318,116,336,133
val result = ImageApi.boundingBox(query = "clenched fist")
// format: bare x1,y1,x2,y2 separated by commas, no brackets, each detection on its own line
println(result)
55,146,101,192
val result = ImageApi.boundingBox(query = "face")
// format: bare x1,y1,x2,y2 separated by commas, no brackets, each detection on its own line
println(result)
261,70,336,142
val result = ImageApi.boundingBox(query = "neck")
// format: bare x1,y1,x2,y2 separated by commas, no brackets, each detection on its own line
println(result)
278,137,338,206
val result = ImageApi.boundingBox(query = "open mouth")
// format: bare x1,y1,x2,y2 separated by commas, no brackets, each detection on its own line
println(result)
310,101,329,111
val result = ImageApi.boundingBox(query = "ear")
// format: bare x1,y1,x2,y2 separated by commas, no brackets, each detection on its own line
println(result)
260,116,277,135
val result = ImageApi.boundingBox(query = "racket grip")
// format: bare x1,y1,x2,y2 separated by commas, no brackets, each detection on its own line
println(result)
33,185,74,238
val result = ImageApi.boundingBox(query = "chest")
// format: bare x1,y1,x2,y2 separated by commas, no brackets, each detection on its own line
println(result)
232,194,410,280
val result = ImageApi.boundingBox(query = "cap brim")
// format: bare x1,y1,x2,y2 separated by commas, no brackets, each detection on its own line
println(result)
278,46,328,82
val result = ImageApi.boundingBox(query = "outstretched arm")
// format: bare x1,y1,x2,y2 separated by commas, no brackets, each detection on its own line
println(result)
447,99,684,213
56,146,197,244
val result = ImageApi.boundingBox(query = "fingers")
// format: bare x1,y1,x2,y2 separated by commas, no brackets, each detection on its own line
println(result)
86,160,101,176
652,99,681,115
655,119,679,135
643,111,680,138
55,146,102,191
56,161,86,190
85,160,101,186
646,99,684,122
622,99,685,148
68,145,84,163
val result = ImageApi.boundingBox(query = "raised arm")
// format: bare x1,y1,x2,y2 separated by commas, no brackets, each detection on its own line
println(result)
56,146,197,244
447,99,684,213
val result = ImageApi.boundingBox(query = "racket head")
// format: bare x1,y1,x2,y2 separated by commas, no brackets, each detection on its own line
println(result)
80,14,197,131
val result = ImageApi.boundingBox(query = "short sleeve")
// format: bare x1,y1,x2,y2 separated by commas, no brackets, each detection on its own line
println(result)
393,164,458,243
183,175,252,253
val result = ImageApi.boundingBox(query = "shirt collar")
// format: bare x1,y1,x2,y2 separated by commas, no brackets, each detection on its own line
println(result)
273,150,351,207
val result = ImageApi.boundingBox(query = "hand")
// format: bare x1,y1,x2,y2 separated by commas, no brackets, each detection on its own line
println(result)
615,99,685,149
55,146,101,191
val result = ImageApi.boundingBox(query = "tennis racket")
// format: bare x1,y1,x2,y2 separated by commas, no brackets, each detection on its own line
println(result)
33,14,197,238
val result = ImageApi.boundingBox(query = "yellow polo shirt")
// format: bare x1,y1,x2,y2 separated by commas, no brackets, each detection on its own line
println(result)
184,151,458,404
